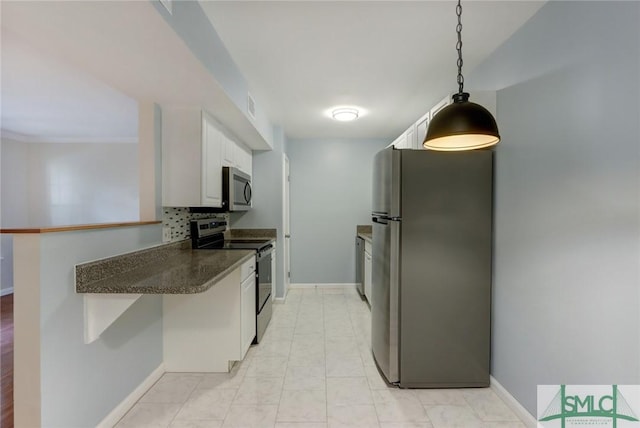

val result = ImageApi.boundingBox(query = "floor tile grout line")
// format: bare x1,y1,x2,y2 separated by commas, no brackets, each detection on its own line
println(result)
118,288,527,427
323,294,329,425
346,291,383,428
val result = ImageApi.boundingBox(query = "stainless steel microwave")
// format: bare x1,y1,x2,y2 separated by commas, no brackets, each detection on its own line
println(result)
223,166,252,211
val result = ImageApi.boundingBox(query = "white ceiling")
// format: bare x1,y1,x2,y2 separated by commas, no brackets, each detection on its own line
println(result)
0,1,270,149
0,1,545,145
200,0,545,139
1,29,139,143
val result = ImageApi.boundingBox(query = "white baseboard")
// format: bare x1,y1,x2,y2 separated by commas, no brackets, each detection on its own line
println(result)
490,375,537,428
0,287,14,297
289,283,357,289
96,363,165,428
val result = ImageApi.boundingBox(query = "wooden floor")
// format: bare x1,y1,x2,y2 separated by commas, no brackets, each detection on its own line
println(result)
1,294,13,428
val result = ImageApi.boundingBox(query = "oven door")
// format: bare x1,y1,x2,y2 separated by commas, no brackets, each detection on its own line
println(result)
255,246,273,343
256,247,272,312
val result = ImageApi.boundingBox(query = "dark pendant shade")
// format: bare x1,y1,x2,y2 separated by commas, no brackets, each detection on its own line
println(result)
423,93,500,151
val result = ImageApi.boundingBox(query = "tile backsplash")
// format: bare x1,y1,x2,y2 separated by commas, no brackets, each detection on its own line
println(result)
162,207,228,242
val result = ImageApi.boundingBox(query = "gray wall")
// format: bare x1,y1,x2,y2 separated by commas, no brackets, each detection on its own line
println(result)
231,126,288,298
469,1,640,415
0,141,139,227
287,138,389,284
38,225,163,427
0,139,140,294
150,0,273,146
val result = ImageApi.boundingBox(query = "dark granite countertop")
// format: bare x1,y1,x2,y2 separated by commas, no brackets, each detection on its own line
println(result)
358,232,372,243
76,241,254,294
357,225,373,244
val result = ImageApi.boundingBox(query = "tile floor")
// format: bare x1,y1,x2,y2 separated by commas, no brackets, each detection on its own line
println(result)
116,288,526,428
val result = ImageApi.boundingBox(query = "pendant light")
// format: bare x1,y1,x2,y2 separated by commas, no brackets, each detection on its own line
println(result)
423,0,500,151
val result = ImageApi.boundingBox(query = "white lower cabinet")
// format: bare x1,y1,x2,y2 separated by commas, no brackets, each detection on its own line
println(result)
163,257,256,372
364,241,372,304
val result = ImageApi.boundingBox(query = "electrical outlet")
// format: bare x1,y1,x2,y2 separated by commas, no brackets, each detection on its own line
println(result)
162,227,172,243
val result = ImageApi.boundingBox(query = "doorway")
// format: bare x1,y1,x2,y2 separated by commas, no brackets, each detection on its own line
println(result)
283,154,291,298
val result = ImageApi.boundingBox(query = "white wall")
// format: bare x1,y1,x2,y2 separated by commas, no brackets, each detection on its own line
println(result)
151,0,273,148
1,140,139,228
287,138,389,284
0,139,29,292
0,139,140,292
469,1,640,415
12,224,163,427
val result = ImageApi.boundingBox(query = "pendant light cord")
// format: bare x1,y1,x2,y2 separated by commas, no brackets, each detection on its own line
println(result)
456,0,464,95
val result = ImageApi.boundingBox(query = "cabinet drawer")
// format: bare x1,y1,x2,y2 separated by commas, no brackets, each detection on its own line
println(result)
241,257,256,282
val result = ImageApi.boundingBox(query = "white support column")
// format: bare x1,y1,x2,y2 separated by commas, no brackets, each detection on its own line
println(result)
138,102,162,221
13,234,42,428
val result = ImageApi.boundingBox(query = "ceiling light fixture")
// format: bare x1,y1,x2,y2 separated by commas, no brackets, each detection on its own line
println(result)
332,108,359,122
423,0,500,151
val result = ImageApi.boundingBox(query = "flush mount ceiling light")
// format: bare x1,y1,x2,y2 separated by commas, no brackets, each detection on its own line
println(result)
424,0,500,151
331,108,359,122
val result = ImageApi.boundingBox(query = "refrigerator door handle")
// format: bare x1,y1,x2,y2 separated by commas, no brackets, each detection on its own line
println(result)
372,216,401,224
372,216,388,225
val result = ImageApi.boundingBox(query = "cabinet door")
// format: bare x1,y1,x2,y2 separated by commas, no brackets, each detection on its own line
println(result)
364,250,372,304
430,95,451,119
405,127,416,150
415,111,430,150
393,133,408,149
223,134,235,167
241,274,256,357
201,117,223,207
235,142,252,176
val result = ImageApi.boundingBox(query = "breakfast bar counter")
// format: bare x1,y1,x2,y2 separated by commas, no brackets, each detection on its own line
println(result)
75,240,254,294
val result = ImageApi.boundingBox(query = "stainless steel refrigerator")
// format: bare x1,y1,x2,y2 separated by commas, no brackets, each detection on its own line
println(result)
371,147,493,388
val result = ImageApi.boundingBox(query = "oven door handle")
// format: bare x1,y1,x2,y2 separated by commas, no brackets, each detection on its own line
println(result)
257,245,274,261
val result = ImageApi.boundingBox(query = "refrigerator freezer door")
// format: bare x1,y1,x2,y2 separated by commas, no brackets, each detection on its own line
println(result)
371,217,400,384
372,148,401,218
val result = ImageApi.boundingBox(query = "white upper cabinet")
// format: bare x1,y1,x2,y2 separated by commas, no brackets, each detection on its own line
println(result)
392,130,415,149
201,118,223,207
415,110,431,150
391,133,407,149
234,142,253,176
222,134,235,167
405,127,416,150
429,95,452,119
221,130,253,176
162,107,223,207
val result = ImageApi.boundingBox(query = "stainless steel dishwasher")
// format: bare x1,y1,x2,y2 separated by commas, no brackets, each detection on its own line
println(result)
355,236,365,296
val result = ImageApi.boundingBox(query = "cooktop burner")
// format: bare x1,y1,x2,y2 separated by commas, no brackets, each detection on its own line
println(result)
191,218,274,251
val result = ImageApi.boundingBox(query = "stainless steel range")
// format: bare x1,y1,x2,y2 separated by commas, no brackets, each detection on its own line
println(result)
190,218,273,343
